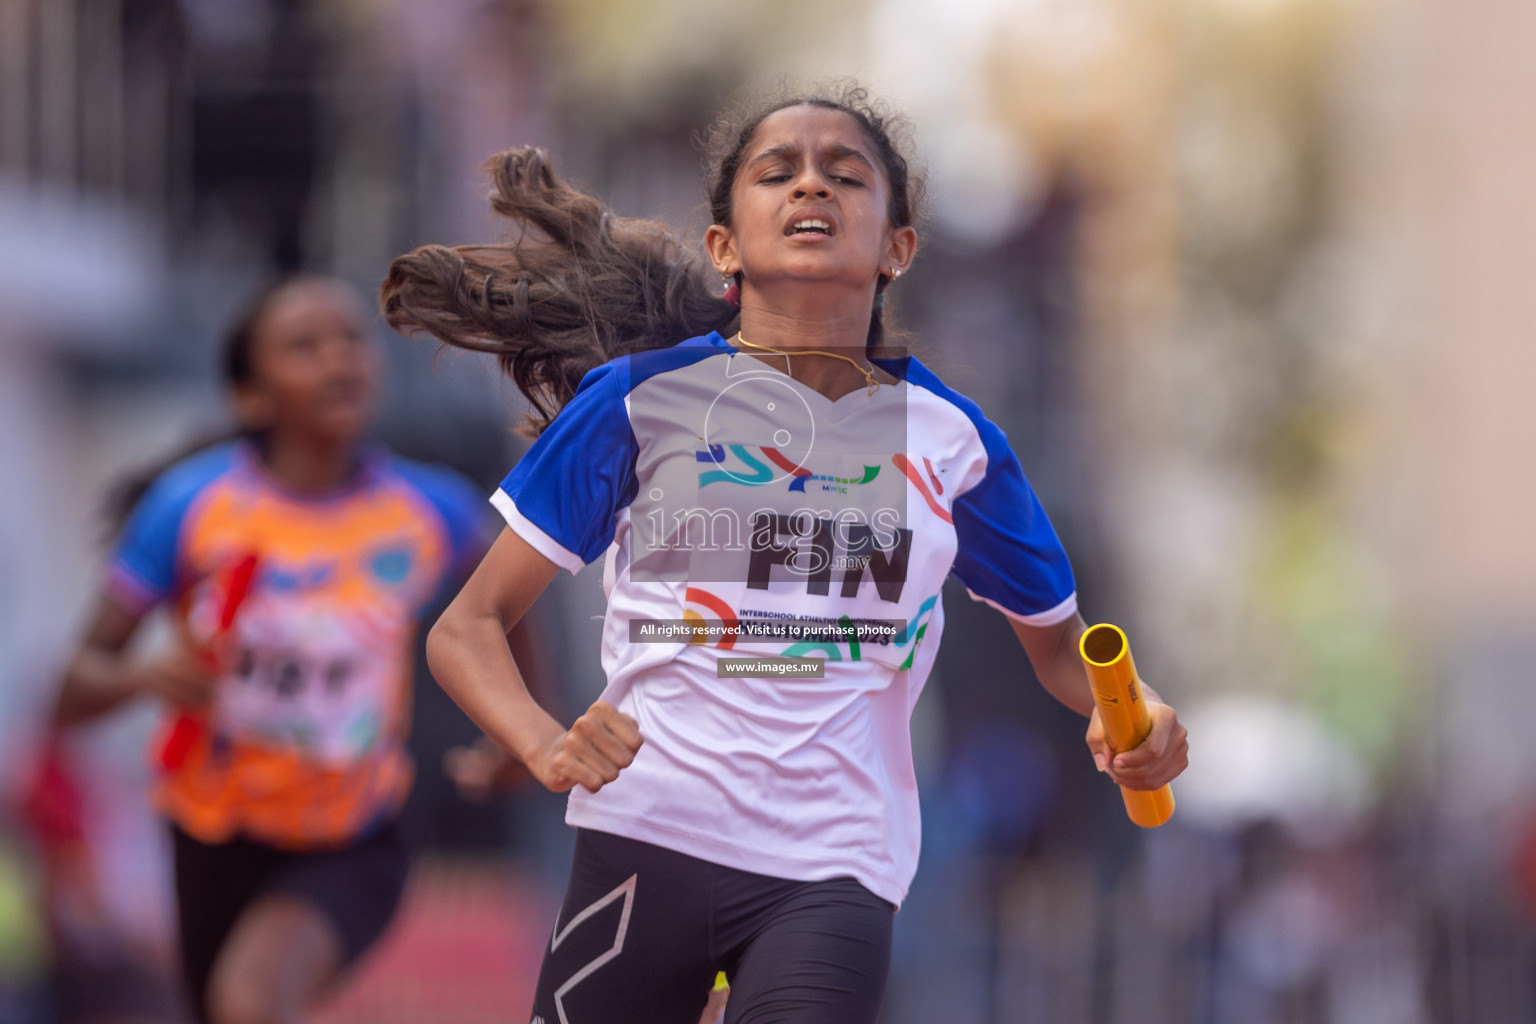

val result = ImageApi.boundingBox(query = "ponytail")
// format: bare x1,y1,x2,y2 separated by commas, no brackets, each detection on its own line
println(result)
380,148,738,436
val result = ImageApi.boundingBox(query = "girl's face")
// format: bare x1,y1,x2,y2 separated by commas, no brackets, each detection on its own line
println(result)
708,105,915,296
234,280,379,445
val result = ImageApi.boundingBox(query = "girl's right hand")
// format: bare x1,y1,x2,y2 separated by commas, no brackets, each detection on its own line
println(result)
133,646,219,709
444,734,531,801
527,700,643,794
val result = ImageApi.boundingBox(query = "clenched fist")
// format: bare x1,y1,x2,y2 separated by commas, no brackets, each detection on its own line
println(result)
526,700,643,794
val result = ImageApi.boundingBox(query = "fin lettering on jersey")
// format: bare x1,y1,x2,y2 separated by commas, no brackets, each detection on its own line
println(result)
746,512,911,602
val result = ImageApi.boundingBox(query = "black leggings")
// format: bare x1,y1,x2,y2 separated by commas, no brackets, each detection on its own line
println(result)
171,821,410,1022
531,828,894,1024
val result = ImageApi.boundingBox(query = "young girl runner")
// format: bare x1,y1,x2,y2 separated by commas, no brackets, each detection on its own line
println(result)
53,276,488,1024
383,84,1189,1023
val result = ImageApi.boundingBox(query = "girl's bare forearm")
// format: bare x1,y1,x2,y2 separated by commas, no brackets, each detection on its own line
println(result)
54,598,149,726
54,647,143,725
1012,613,1096,718
426,608,564,767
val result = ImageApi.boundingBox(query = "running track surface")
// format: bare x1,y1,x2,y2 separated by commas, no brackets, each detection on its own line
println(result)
309,858,549,1024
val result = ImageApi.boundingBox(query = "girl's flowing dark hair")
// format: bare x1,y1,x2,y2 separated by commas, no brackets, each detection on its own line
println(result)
380,81,924,436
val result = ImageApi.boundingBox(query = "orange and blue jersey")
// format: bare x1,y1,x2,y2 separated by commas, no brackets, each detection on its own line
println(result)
107,438,487,849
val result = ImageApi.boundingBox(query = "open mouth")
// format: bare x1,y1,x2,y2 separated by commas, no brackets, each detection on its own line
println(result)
786,218,834,237
320,378,368,406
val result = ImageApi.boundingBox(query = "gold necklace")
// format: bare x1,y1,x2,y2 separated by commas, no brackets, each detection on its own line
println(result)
732,331,880,396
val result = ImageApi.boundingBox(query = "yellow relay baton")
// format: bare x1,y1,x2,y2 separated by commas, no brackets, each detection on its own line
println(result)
1079,623,1175,828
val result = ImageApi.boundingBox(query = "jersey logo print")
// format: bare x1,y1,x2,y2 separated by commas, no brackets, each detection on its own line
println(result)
892,454,951,523
756,446,811,485
684,587,739,649
777,592,939,668
549,874,638,1024
697,446,881,494
760,447,880,494
697,445,775,487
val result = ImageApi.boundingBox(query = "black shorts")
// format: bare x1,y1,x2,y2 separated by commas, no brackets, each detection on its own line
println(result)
532,828,894,1024
170,819,411,1021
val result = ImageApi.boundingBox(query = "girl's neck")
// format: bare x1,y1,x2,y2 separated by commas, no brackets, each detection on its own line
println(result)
736,288,874,352
256,430,364,493
734,290,892,401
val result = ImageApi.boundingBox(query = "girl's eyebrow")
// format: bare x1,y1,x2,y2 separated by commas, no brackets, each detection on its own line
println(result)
823,143,876,170
746,142,877,172
746,143,801,169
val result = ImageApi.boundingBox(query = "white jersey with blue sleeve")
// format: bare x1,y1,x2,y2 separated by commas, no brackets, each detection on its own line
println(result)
490,332,1076,906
